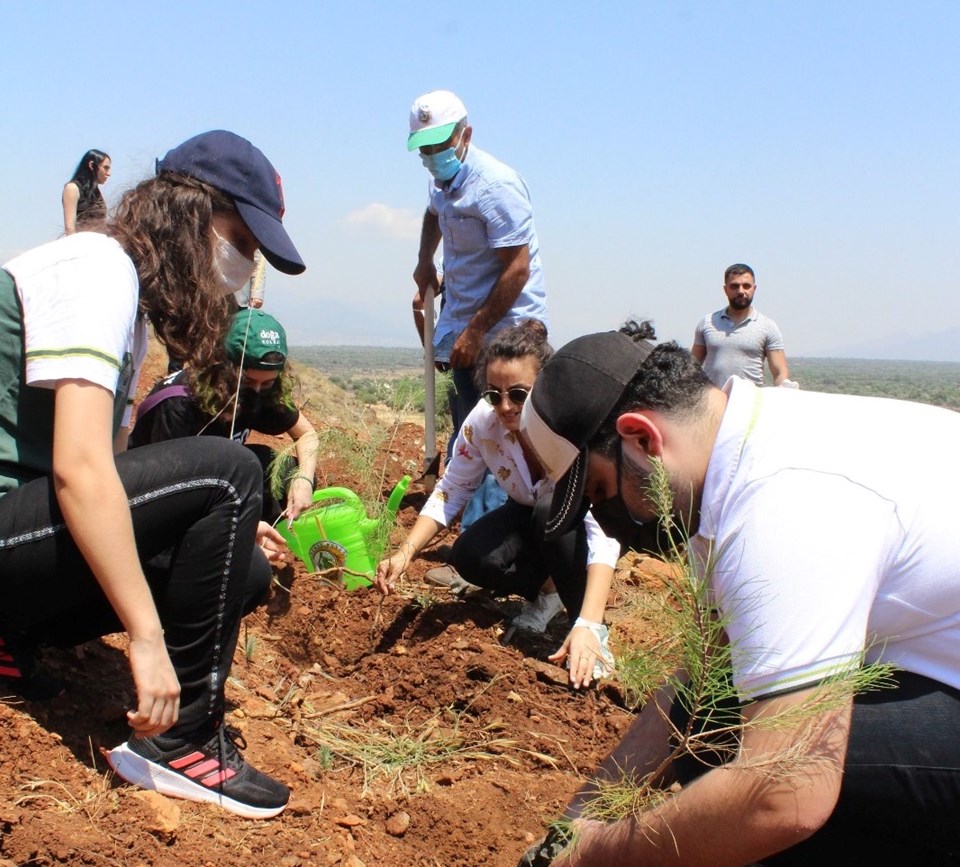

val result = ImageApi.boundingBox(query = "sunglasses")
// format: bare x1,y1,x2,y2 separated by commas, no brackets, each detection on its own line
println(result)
481,386,530,407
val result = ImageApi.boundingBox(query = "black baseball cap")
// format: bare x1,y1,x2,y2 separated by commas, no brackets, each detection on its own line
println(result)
156,130,305,275
521,331,655,540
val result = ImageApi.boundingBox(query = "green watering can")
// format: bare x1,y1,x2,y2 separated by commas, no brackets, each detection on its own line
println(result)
278,475,411,590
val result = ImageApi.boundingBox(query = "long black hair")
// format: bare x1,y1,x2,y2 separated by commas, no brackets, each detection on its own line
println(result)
68,149,110,199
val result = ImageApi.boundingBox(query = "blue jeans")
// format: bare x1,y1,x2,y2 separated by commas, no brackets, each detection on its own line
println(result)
0,437,270,736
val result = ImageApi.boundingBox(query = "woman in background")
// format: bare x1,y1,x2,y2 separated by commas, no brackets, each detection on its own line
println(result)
62,148,111,233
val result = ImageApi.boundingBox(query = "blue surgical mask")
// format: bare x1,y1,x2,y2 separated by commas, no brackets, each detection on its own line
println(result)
420,147,462,182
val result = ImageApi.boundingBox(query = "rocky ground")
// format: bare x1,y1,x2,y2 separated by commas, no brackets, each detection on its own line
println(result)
0,343,675,867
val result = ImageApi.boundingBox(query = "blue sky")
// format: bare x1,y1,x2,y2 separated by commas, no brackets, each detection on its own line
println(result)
4,1,958,358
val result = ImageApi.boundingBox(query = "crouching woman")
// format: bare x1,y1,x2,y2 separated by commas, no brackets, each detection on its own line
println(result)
375,320,620,688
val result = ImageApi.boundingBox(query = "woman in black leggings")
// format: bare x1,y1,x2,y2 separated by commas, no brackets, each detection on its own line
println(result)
0,130,304,819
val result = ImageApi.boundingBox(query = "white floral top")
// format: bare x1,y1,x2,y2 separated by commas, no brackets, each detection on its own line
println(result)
421,400,621,568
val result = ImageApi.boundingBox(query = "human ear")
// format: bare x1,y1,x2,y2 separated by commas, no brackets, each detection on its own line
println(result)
615,412,663,459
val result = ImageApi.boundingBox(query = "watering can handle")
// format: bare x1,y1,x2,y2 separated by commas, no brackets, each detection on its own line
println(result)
384,475,412,522
311,487,363,507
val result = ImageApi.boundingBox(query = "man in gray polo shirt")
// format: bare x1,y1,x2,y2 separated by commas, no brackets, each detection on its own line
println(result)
692,263,794,387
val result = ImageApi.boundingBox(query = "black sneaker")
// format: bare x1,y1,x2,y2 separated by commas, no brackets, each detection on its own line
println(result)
106,724,289,819
0,636,65,701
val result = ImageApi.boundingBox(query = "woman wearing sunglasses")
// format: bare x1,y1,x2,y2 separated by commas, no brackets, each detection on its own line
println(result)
375,319,620,689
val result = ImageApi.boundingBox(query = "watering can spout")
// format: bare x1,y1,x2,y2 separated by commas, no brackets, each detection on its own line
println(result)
385,475,412,522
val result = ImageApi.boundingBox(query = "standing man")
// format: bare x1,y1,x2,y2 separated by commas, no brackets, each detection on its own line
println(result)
692,263,794,388
518,329,960,864
407,89,548,433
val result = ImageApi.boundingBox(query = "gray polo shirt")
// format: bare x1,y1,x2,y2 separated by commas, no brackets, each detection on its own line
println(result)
694,308,785,387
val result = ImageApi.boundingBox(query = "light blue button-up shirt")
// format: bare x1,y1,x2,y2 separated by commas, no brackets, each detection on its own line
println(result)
427,146,547,358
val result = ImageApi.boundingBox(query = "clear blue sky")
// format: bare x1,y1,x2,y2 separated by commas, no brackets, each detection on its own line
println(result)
4,1,958,357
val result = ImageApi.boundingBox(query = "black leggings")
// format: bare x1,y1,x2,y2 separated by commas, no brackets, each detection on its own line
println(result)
449,497,590,623
669,671,960,863
0,437,270,736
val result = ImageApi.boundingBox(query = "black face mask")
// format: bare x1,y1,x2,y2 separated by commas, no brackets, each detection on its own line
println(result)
590,493,647,550
589,440,648,551
237,387,263,416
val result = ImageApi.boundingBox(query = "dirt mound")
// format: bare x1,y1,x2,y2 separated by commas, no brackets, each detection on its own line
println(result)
0,341,671,867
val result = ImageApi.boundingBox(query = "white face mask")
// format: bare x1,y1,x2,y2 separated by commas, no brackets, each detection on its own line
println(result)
213,230,257,296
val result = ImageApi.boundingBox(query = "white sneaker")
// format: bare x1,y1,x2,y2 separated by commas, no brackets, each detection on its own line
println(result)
511,591,565,633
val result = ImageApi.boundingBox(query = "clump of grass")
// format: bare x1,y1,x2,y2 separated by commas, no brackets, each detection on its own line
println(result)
15,775,116,822
411,590,439,611
298,709,520,794
243,624,257,664
314,745,335,771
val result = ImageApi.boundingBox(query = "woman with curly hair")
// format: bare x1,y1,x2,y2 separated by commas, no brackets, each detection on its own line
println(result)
0,130,304,819
62,148,111,233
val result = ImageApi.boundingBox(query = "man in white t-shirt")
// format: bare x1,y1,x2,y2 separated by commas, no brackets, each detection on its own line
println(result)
518,329,960,865
693,263,794,388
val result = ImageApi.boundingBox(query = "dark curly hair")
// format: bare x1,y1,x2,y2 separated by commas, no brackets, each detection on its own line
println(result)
590,320,712,457
474,319,553,391
108,173,238,413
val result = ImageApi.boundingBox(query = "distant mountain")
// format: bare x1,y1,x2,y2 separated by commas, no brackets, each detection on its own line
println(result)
814,327,960,362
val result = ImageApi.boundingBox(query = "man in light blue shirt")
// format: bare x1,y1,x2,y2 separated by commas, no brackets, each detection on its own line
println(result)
407,90,548,429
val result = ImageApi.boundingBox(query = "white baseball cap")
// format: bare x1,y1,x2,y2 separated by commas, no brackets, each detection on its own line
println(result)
407,90,468,152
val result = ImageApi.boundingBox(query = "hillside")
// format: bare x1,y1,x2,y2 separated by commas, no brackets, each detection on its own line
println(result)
0,341,668,867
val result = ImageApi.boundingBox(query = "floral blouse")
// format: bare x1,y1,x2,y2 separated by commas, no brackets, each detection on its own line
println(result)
420,401,621,568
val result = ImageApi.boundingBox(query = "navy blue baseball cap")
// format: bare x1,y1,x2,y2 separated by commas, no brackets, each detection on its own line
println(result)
157,130,305,275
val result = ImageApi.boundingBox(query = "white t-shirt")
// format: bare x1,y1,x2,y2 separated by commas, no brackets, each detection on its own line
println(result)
4,232,146,428
421,400,621,568
692,377,960,699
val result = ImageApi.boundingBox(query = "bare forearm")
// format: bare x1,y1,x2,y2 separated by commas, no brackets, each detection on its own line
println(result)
291,427,320,483
401,514,444,557
565,684,678,819
578,565,613,624
768,350,790,385
565,763,815,867
564,691,846,865
468,252,529,335
418,210,442,262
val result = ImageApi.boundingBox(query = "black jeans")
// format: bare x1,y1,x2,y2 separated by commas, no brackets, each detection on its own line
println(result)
669,671,960,863
0,437,270,736
449,497,590,623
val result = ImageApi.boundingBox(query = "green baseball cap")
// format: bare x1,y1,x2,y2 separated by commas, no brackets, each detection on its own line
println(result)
225,308,288,370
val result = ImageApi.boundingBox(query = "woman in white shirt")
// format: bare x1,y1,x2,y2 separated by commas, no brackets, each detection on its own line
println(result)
375,320,619,689
0,131,305,819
